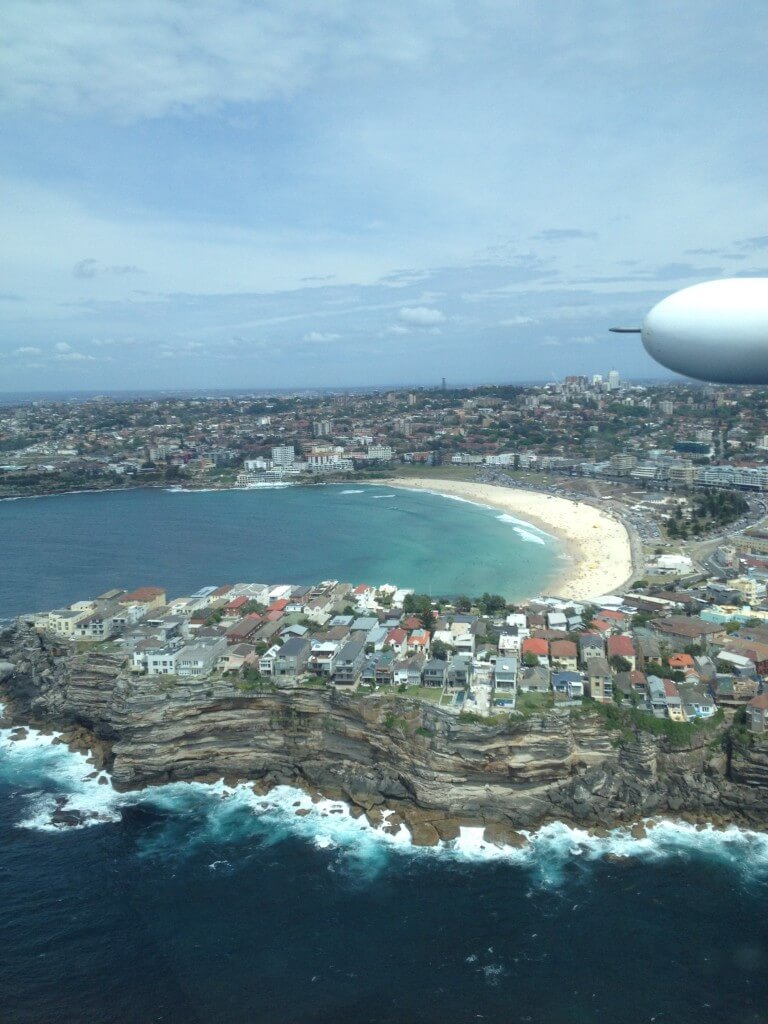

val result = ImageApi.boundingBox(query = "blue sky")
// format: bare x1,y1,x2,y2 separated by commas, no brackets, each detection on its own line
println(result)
2,0,767,390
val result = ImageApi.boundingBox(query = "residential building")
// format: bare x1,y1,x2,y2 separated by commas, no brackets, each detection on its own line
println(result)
586,657,613,703
334,635,367,685
273,636,311,682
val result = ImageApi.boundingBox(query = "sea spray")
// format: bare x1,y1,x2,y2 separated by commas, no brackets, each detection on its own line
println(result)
4,726,768,885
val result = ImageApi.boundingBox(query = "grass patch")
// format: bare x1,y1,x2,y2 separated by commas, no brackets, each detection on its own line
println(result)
515,690,555,715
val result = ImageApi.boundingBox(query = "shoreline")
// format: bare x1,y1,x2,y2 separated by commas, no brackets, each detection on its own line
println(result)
381,477,636,601
3,720,766,849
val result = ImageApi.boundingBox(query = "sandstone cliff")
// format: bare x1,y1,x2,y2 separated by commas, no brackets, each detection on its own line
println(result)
3,622,768,842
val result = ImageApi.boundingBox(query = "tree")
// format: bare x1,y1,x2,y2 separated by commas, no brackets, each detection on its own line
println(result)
609,655,632,673
431,639,449,661
522,652,539,667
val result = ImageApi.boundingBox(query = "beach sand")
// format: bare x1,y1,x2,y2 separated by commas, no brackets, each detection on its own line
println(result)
385,478,636,602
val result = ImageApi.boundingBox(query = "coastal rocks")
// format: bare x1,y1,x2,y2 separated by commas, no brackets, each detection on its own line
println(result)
4,623,768,834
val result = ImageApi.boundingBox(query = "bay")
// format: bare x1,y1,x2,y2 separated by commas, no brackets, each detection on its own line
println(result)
0,484,563,618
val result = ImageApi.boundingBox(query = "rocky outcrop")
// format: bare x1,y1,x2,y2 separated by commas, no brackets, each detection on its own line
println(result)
4,621,768,838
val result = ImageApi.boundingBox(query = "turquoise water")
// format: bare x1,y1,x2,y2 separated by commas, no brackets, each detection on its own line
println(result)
0,484,564,617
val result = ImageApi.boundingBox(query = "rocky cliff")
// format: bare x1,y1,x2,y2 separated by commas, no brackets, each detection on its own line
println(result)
4,622,768,843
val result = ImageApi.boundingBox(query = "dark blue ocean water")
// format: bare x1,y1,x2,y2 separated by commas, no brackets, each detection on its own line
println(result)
0,484,563,618
2,485,768,1022
2,731,768,1024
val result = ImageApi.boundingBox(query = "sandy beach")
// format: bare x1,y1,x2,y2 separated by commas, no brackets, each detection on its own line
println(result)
385,478,636,601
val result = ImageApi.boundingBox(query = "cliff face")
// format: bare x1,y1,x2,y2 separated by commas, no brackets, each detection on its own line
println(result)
4,622,768,840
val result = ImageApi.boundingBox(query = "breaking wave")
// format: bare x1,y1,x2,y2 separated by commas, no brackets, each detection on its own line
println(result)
3,726,768,886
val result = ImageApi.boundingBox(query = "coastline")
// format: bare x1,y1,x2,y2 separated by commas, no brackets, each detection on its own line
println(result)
382,477,636,601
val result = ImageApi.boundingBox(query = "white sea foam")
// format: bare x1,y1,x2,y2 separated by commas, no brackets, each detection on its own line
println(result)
164,483,293,493
3,728,768,881
340,489,365,494
514,528,546,545
371,493,397,499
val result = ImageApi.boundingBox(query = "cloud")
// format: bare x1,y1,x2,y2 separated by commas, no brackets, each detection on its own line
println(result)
737,236,768,250
303,331,340,342
534,229,597,242
55,350,95,361
73,259,142,279
398,306,446,327
14,345,41,354
73,258,99,279
499,315,537,326
0,1,452,120
54,341,72,352
108,264,141,275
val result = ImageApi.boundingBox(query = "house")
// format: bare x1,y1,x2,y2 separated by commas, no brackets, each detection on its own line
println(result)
522,637,549,666
552,671,584,700
547,611,568,630
634,630,661,667
226,615,263,646
663,679,685,721
646,676,668,716
259,643,281,676
586,657,613,703
518,665,550,692
651,616,726,647
385,627,408,656
746,694,768,733
393,654,425,686
579,633,605,666
219,643,257,673
721,638,768,675
498,633,522,656
273,636,311,683
680,686,717,720
309,640,341,676
550,640,578,672
494,657,518,691
408,629,431,655
423,658,448,687
375,650,395,685
668,653,696,673
334,635,367,685
118,587,166,611
606,635,636,670
446,654,472,688
716,651,756,677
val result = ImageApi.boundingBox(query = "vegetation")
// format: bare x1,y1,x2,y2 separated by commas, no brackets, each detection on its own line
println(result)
583,698,725,748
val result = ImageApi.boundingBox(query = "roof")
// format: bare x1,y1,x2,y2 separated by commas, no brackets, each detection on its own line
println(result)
669,653,695,669
579,633,604,649
120,586,165,603
607,635,635,657
652,616,723,638
749,694,768,709
550,640,577,656
522,637,549,656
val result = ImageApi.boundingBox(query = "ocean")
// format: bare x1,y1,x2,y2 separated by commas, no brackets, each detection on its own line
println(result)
2,725,768,1024
0,483,563,618
2,484,768,1022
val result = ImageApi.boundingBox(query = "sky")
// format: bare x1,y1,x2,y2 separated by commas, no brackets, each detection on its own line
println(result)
2,0,768,391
